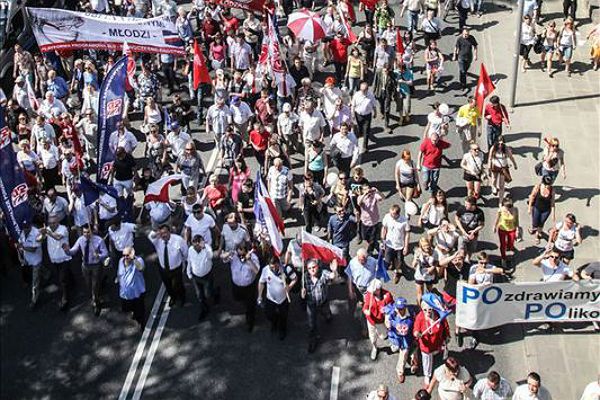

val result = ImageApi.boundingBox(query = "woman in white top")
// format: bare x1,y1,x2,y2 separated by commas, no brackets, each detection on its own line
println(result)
428,218,460,258
540,136,566,184
144,96,163,134
540,21,558,76
182,185,203,217
411,237,439,306
460,143,485,199
558,18,577,76
394,149,421,203
420,190,448,229
487,135,517,198
520,15,537,71
548,213,582,264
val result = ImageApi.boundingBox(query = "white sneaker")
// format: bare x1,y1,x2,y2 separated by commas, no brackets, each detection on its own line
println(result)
370,346,378,361
390,345,399,353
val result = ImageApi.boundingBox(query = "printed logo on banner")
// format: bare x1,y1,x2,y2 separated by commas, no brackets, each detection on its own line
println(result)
106,98,123,118
11,183,29,207
0,126,11,149
100,162,113,180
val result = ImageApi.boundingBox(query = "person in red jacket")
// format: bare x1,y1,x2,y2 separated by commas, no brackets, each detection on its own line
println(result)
328,32,352,85
413,301,450,385
363,279,394,361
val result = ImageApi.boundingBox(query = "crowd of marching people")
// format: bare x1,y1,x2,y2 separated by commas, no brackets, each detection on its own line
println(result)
1,0,599,398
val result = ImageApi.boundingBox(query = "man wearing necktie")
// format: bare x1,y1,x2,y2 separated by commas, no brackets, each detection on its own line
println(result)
148,224,188,307
63,223,108,316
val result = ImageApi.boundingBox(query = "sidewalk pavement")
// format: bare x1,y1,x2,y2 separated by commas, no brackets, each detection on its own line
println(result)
476,0,600,398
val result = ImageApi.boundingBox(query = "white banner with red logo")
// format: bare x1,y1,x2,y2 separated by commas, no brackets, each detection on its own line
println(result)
27,8,186,55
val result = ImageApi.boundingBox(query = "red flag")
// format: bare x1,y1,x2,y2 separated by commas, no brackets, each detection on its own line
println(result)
359,0,377,9
395,28,404,55
193,40,211,90
338,6,358,43
122,42,136,92
301,231,347,266
144,174,184,204
475,63,495,113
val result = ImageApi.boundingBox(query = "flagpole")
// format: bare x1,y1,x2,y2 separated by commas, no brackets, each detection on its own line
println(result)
509,0,525,108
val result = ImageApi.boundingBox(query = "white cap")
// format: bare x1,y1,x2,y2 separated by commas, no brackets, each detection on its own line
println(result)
367,279,383,293
439,103,450,115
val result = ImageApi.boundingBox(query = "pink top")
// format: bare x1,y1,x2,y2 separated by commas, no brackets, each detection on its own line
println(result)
358,192,382,226
210,43,226,62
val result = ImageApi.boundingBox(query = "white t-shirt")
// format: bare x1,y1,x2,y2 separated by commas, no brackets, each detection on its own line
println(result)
433,364,471,400
540,259,571,282
108,223,136,252
299,109,326,143
46,225,72,263
462,152,484,176
98,193,118,221
554,222,577,252
512,384,553,400
19,228,42,267
382,213,410,250
221,224,250,252
184,214,216,247
259,265,297,304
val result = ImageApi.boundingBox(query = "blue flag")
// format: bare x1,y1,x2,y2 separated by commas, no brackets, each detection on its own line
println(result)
79,175,118,207
0,107,33,240
376,249,391,283
253,170,264,223
97,56,128,183
422,292,451,320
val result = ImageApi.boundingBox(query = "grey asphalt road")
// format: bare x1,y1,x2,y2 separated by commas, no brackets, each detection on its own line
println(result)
2,0,599,399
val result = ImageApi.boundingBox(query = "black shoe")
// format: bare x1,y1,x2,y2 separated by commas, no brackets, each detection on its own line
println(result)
168,297,176,307
456,332,464,347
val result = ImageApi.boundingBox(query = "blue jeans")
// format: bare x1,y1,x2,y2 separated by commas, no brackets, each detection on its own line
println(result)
474,0,484,12
407,10,419,32
487,124,503,151
421,166,440,193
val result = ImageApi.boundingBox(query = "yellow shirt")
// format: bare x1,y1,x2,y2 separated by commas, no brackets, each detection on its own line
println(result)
497,208,517,231
457,104,480,126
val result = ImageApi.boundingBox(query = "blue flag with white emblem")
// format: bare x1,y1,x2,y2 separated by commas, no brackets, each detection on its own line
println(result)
0,107,33,240
376,248,391,283
97,55,127,183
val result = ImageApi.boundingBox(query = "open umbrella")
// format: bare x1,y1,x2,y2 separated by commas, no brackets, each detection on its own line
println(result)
287,9,327,42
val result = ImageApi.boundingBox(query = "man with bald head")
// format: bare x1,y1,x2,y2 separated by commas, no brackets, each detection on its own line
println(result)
266,157,294,218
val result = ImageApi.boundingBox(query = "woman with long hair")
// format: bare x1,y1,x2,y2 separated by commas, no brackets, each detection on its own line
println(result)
424,40,444,92
527,175,555,245
412,237,438,306
488,136,517,199
493,196,520,269
395,149,421,203
420,190,448,229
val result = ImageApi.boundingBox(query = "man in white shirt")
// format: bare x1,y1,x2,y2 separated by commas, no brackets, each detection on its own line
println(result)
330,122,359,175
299,99,326,144
473,370,513,400
533,249,575,282
184,204,218,247
40,217,73,310
351,82,377,151
31,115,56,152
165,122,191,160
109,122,138,155
230,96,253,140
513,372,552,400
205,96,232,142
218,213,251,254
258,256,298,340
38,91,67,120
187,234,218,320
107,218,136,269
148,224,188,307
228,243,260,331
18,222,44,309
145,201,175,229
266,158,294,217
97,192,118,234
381,204,410,284
43,189,69,224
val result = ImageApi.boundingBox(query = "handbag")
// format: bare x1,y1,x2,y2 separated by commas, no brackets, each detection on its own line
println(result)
533,35,544,54
534,161,543,176
501,167,512,183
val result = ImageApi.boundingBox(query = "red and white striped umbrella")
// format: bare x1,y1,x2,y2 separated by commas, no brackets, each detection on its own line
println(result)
287,10,327,42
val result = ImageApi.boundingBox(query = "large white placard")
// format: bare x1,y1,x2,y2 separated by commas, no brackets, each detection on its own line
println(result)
456,280,600,330
26,8,186,55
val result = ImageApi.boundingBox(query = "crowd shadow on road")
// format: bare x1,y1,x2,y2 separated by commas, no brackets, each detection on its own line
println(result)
515,92,600,108
554,186,600,208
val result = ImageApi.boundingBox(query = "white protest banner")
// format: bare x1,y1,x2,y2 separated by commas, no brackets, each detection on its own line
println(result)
456,280,600,330
26,8,186,56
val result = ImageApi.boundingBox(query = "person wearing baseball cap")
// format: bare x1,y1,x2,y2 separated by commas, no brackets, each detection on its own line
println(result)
384,297,417,383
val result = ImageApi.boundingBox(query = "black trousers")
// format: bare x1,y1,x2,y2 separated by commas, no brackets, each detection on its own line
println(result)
303,205,322,233
121,294,146,325
81,263,102,305
161,63,176,91
191,272,217,314
355,112,373,149
334,156,352,176
458,57,473,87
52,260,72,303
232,282,257,328
159,266,186,304
563,0,576,19
265,298,289,335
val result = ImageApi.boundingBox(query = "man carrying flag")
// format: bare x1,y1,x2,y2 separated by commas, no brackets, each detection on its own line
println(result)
254,171,285,256
142,174,183,229
475,63,495,113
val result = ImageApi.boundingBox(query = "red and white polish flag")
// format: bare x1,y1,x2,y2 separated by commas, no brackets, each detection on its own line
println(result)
301,231,347,266
143,174,184,204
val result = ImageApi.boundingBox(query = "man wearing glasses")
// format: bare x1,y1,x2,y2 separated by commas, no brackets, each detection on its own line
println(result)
327,205,357,263
184,204,218,248
533,249,577,282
